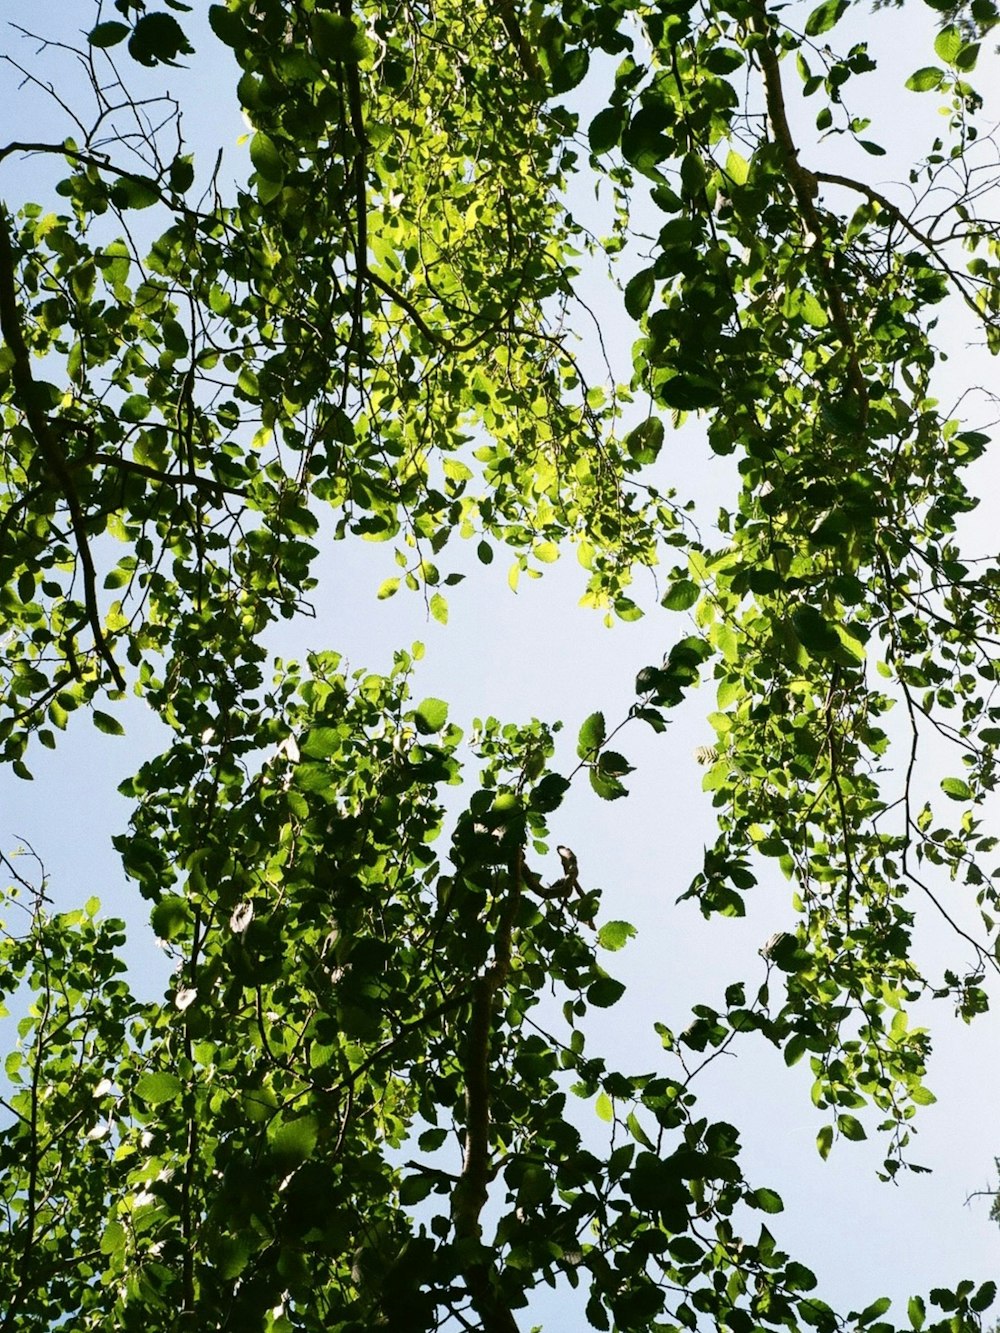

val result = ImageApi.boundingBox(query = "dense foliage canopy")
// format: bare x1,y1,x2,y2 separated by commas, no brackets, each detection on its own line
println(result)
1,0,1000,1329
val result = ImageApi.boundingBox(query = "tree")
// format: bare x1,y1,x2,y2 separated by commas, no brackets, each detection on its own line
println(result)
1,0,999,1328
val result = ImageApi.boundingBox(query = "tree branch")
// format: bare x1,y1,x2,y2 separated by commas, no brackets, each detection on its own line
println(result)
813,170,991,324
90,452,246,499
494,0,542,83
450,852,522,1333
0,205,124,688
747,1,869,427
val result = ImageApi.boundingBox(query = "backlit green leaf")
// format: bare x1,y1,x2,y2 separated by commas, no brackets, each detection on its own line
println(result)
597,919,637,951
135,1071,183,1104
268,1114,319,1165
906,66,945,91
933,24,963,65
415,697,448,733
577,711,606,757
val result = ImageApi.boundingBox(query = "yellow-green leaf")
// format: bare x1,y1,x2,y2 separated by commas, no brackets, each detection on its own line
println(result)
725,148,750,186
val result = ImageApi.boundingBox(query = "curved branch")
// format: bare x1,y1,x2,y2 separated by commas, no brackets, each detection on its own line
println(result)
0,205,124,688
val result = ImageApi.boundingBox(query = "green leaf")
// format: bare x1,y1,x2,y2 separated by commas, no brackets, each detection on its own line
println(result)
250,132,285,184
88,21,130,48
110,176,160,210
624,417,664,465
214,1234,252,1280
377,577,400,599
626,1110,654,1149
529,773,570,813
134,1071,183,1104
92,710,124,736
577,710,606,757
784,1034,807,1066
169,154,195,193
552,46,590,94
906,66,945,91
614,596,643,622
595,1090,614,1121
750,1187,784,1213
311,11,370,64
242,1086,279,1122
597,919,637,951
971,1282,997,1313
622,109,671,176
128,12,193,66
120,394,152,423
933,24,963,65
151,895,191,941
208,5,247,48
299,727,341,758
517,1164,551,1206
799,291,828,327
724,148,750,186
856,1297,891,1326
414,697,448,734
590,768,627,800
781,1259,815,1291
706,47,745,74
817,1124,833,1159
399,1173,434,1205
908,1296,926,1330
680,152,706,198
790,606,840,656
941,776,972,800
430,591,448,624
661,579,699,611
597,749,632,777
624,268,656,319
267,1114,319,1165
419,1127,448,1152
804,0,848,35
589,106,624,154
655,372,722,410
587,975,626,1007
837,1113,866,1141
100,1219,127,1256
